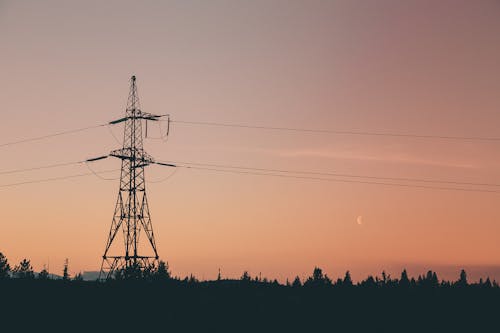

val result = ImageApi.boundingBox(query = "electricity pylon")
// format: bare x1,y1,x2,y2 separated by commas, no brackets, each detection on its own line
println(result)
99,76,173,280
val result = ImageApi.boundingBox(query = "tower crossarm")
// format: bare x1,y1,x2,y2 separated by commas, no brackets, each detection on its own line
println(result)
109,148,155,166
109,111,166,125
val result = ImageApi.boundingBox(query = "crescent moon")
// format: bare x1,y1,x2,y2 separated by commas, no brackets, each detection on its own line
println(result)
356,216,363,225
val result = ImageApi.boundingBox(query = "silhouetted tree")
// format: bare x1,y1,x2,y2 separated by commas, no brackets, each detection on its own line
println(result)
38,267,49,280
217,268,221,281
155,261,171,280
142,263,157,281
63,258,70,281
417,275,424,286
399,269,410,288
313,267,324,281
292,276,302,287
0,252,10,279
305,267,331,287
343,271,353,286
188,274,198,284
116,262,144,280
484,277,492,288
457,269,468,287
13,259,34,279
73,272,83,281
360,275,376,288
380,271,390,286
241,271,251,282
424,270,438,288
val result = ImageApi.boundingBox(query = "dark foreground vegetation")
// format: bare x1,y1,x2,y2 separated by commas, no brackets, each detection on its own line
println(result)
1,253,499,332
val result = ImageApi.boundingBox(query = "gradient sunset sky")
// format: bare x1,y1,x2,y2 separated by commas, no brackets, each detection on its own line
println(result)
1,0,500,282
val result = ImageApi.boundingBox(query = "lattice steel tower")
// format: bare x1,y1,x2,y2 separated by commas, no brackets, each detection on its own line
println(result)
99,76,167,279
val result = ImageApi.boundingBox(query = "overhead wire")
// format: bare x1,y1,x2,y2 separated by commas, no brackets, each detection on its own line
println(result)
148,167,178,183
84,162,120,181
0,124,107,148
170,120,500,142
0,155,109,175
0,116,498,193
179,165,500,194
0,169,120,189
106,124,123,145
161,160,500,188
0,155,114,186
0,161,83,175
0,155,497,193
1,117,499,150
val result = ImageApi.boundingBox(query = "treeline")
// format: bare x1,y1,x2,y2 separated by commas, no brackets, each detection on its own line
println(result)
2,252,500,331
1,251,498,289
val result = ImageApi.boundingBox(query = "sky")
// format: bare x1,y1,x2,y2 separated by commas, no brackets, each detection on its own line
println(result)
1,0,500,282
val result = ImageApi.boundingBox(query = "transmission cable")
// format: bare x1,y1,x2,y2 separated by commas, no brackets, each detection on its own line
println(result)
0,124,107,148
84,162,120,181
0,161,83,175
160,160,500,188
170,120,500,142
180,165,500,194
106,124,123,145
0,156,109,175
148,167,178,183
0,169,120,189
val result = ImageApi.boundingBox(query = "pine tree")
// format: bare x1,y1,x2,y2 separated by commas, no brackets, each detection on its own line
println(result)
13,259,34,279
0,252,10,279
62,258,70,280
241,271,251,282
155,261,171,280
292,276,302,287
38,268,49,280
457,269,468,287
73,272,84,281
399,269,410,287
343,271,353,286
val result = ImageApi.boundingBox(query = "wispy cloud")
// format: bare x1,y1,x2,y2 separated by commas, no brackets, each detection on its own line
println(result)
278,149,479,169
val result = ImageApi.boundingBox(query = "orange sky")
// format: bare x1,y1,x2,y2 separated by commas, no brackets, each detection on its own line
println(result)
1,0,500,282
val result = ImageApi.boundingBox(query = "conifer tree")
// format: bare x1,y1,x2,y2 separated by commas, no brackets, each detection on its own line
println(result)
0,252,10,279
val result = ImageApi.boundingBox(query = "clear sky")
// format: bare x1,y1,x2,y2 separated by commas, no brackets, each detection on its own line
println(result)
1,0,500,282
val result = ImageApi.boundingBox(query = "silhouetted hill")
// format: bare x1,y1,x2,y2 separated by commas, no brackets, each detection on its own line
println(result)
81,271,100,280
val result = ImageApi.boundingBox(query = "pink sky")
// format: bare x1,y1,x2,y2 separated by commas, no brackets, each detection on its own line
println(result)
1,0,500,282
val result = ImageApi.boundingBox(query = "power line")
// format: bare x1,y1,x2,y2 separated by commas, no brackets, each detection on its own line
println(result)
0,169,120,189
171,120,500,142
106,124,123,145
0,156,109,175
160,160,500,188
180,165,500,194
1,156,497,193
0,124,107,148
148,167,178,183
84,162,120,181
0,161,82,175
1,117,499,151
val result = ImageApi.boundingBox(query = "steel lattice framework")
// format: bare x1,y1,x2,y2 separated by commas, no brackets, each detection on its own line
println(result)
99,76,164,280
